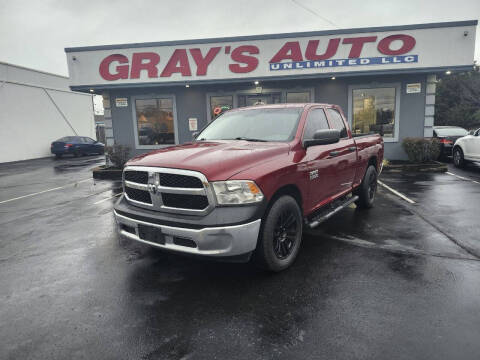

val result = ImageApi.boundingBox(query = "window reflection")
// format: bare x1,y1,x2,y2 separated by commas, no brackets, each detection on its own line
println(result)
353,88,396,138
210,95,233,120
237,93,282,107
135,98,175,145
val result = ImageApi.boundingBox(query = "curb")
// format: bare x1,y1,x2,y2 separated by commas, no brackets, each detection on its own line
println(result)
383,161,447,173
92,166,123,180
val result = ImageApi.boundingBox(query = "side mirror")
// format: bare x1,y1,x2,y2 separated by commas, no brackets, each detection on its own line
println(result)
303,129,341,148
192,131,199,140
468,130,475,135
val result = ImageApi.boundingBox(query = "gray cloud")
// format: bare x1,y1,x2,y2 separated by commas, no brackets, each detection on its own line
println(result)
1,0,479,75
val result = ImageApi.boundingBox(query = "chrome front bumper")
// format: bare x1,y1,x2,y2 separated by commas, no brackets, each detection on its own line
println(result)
114,210,261,257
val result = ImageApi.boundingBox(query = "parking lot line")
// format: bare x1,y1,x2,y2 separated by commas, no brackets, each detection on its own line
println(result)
377,180,416,204
93,192,123,205
446,172,470,181
446,171,480,184
0,178,92,205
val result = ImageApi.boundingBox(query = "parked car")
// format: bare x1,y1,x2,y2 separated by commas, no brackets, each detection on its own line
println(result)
114,104,384,272
51,136,105,158
452,128,480,167
433,126,469,159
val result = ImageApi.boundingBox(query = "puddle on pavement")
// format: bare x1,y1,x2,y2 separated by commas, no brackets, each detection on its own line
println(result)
54,157,104,172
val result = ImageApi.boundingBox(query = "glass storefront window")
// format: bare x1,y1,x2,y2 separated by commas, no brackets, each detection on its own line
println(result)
237,93,282,107
286,91,311,103
135,98,175,145
210,95,233,120
352,88,396,138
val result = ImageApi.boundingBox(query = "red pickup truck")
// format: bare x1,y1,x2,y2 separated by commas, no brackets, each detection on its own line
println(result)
114,104,384,271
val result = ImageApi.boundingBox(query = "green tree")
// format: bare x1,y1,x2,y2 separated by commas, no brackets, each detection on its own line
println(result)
435,67,480,130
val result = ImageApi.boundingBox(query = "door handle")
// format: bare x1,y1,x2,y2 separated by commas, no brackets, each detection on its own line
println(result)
348,146,357,152
329,151,340,157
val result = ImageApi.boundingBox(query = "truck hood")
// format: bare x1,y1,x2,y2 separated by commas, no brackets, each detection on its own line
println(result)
126,141,291,181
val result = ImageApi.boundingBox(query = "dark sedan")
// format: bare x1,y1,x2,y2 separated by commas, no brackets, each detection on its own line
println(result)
433,126,468,159
51,136,104,158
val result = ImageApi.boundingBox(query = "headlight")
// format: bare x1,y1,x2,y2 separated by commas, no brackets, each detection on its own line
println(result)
212,180,264,205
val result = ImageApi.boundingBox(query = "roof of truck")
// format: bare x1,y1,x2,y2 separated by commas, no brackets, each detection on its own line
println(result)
231,103,336,111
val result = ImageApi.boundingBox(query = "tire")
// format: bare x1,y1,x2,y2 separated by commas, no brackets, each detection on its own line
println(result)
355,165,378,209
55,154,62,159
453,147,465,168
254,195,303,272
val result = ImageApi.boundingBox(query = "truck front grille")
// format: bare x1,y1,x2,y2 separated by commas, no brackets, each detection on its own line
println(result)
162,193,209,210
123,167,213,215
125,187,152,204
124,170,148,184
159,173,203,188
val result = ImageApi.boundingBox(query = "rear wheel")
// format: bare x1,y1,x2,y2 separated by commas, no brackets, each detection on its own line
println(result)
254,195,303,272
355,165,378,209
453,147,465,168
55,154,62,159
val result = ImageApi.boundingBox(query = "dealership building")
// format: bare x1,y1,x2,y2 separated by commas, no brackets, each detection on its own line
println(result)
65,20,477,160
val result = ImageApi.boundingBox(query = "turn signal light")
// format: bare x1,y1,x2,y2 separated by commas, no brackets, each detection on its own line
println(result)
247,182,261,194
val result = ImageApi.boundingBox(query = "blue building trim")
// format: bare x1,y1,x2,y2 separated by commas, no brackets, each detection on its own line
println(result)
70,65,474,92
65,20,477,53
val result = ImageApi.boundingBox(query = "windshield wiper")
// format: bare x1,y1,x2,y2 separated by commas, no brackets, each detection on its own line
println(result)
233,137,268,142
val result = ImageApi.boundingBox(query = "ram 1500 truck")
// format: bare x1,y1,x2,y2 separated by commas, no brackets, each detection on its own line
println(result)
114,104,384,271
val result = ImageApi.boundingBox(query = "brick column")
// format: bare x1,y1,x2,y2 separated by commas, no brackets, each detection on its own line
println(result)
424,75,436,137
102,92,114,166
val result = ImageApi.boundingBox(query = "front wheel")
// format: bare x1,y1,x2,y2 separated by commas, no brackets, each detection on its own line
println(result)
453,147,465,168
355,165,378,209
254,195,303,272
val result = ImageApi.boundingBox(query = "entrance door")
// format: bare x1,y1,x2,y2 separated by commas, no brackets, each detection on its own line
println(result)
238,93,282,107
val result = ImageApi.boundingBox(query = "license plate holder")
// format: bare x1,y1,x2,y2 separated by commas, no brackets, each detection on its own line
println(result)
138,224,165,245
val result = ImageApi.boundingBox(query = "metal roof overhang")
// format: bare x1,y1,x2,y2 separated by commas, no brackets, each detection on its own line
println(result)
70,65,475,93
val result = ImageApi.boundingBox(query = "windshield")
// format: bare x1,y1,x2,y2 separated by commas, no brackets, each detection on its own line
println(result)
434,128,468,136
197,107,303,142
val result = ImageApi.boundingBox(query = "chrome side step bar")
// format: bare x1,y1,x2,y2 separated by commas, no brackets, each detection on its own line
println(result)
307,195,359,229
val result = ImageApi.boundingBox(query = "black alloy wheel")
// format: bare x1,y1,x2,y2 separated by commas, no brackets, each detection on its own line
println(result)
367,169,377,202
273,209,299,260
355,165,377,209
254,195,303,272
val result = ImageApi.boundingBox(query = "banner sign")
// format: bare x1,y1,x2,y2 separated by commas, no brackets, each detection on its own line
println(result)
270,55,418,71
66,22,476,87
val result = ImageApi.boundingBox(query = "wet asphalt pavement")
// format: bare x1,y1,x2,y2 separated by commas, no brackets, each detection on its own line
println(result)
1,156,480,359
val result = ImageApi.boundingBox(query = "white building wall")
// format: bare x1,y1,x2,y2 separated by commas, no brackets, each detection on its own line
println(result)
0,62,94,163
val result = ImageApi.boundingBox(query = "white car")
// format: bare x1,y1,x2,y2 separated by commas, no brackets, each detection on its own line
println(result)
453,128,480,167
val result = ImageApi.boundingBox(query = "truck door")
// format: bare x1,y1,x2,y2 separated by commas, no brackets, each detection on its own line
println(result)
302,108,343,211
325,108,358,197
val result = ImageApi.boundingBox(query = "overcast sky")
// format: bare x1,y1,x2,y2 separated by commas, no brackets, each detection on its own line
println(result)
1,0,479,77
